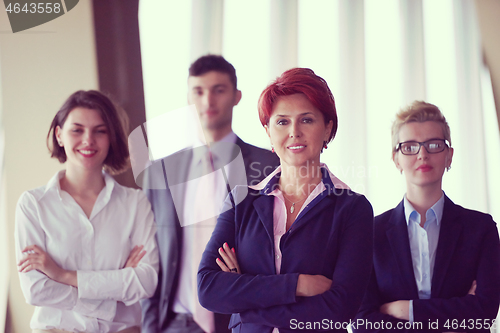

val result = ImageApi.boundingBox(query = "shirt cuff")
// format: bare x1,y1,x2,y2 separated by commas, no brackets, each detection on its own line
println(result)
72,298,117,321
77,270,124,300
408,300,414,323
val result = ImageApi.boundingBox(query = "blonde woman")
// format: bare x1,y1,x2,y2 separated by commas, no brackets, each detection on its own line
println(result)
354,101,500,332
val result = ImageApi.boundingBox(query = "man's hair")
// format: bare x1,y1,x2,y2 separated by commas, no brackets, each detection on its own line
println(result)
391,100,451,154
188,54,238,90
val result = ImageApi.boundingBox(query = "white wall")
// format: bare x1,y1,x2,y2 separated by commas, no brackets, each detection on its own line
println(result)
0,2,98,331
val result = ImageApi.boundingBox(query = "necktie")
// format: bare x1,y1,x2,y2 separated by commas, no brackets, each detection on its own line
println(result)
192,149,218,333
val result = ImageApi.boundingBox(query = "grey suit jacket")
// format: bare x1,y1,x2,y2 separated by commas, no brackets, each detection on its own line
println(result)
140,137,280,333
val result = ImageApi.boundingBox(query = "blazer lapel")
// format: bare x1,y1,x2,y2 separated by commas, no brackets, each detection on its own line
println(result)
290,193,334,233
163,149,193,222
386,201,420,298
235,137,253,182
234,137,247,162
252,195,275,245
431,196,462,296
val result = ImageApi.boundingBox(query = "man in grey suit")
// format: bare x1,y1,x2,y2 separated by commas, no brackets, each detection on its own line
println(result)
140,55,279,333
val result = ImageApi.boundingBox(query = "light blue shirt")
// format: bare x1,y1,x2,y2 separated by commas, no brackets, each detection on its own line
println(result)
404,193,444,322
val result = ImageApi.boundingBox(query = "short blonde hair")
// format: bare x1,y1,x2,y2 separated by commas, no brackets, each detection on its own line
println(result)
391,101,451,154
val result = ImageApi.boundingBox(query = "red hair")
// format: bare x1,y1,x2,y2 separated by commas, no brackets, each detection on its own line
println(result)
258,68,338,142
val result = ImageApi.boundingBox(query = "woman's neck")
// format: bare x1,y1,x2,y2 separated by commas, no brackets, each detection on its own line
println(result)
406,182,442,220
279,162,323,199
61,165,105,197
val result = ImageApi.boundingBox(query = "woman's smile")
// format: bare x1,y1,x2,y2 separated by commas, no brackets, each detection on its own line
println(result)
266,93,332,168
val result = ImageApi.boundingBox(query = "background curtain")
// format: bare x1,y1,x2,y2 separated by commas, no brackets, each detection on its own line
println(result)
139,1,500,330
0,0,497,331
139,0,500,217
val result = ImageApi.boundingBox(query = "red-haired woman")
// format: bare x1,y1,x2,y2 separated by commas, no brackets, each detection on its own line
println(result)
15,90,159,333
198,68,374,332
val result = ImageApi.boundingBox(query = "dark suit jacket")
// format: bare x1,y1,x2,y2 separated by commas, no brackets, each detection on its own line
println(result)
198,167,374,333
354,195,500,332
140,137,279,333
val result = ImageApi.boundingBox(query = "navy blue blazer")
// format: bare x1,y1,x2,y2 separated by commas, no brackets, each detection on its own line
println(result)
354,196,500,332
140,138,279,333
198,168,374,332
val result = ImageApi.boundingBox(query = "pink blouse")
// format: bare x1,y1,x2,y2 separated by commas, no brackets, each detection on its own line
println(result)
249,164,350,332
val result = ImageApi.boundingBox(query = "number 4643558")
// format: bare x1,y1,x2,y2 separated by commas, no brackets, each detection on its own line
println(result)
5,2,61,14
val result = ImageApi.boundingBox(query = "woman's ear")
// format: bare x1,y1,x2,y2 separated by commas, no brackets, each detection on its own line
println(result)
264,124,271,140
55,126,63,146
446,147,454,169
264,124,274,151
324,120,333,142
393,152,402,173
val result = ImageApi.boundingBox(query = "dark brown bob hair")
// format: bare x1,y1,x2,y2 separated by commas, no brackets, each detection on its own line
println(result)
47,90,130,174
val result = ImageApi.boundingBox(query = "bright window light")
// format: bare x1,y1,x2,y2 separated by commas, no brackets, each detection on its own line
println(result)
223,0,272,149
365,0,404,214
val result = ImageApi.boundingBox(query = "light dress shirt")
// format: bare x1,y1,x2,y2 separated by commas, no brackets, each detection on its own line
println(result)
404,193,444,323
249,163,350,333
15,170,159,332
172,132,238,319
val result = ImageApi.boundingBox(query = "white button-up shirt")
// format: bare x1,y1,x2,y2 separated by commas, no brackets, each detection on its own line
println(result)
173,131,238,316
15,170,159,332
404,193,444,322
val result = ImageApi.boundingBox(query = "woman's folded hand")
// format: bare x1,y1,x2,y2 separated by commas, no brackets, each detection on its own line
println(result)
18,244,78,286
216,242,241,274
18,244,64,281
124,245,146,268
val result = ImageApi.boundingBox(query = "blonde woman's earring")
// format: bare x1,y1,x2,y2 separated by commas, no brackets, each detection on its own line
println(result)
271,146,275,153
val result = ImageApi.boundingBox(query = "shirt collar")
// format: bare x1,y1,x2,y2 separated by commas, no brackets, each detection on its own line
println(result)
249,163,350,195
217,131,237,144
192,131,237,165
101,171,116,203
42,169,115,201
194,131,237,147
403,192,445,226
42,170,66,199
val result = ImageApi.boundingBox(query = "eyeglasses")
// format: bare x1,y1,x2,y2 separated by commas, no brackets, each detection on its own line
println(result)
396,139,449,155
